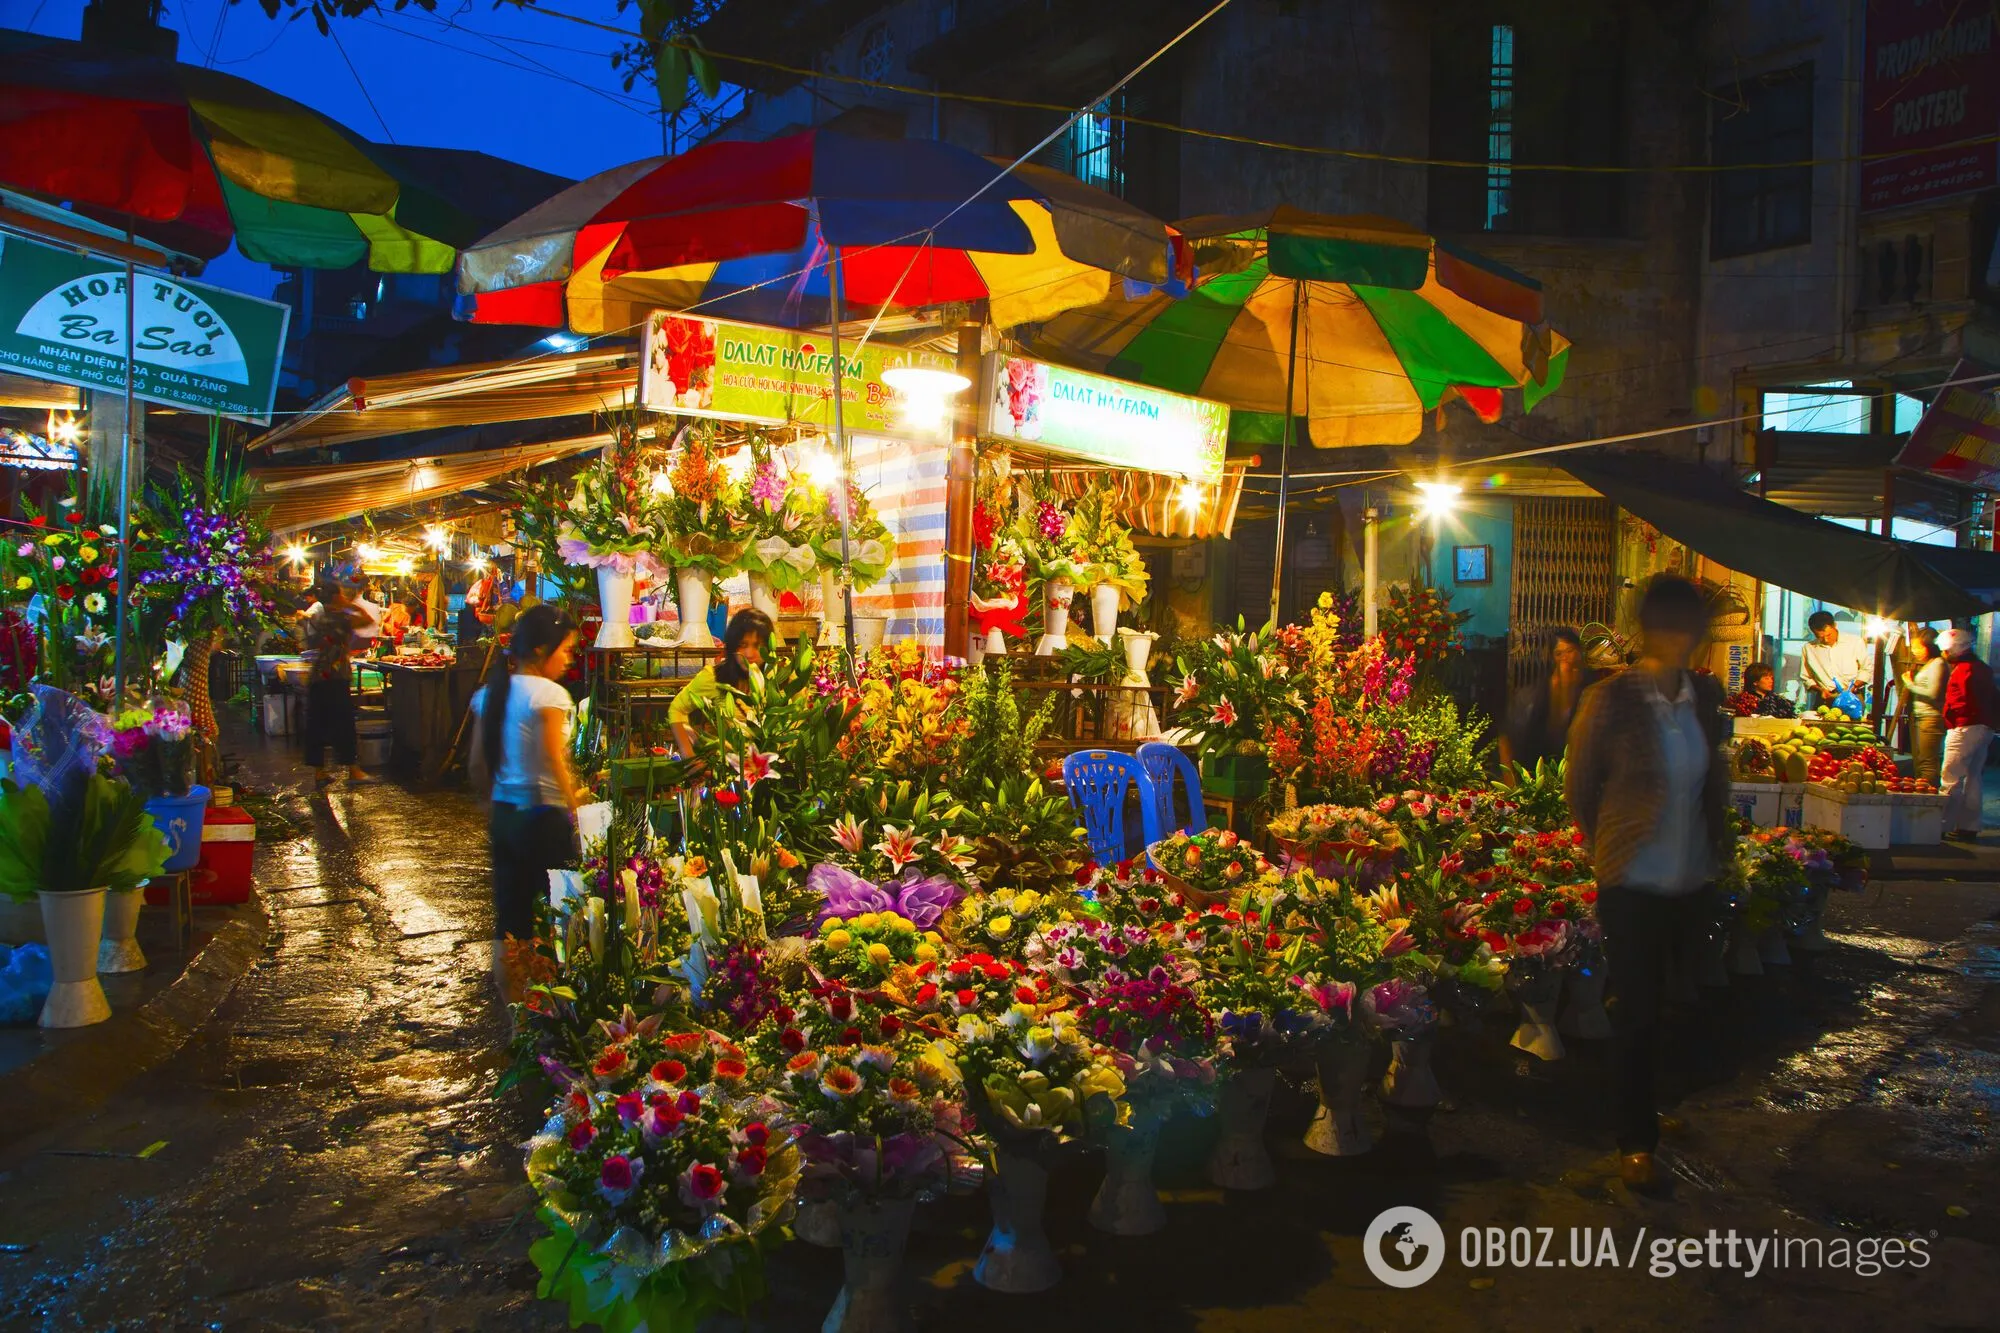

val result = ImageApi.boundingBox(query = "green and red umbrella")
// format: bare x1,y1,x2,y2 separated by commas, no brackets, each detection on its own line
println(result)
0,30,474,272
1028,207,1570,448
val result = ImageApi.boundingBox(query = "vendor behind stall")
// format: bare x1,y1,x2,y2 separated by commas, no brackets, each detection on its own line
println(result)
1800,610,1868,712
668,608,772,762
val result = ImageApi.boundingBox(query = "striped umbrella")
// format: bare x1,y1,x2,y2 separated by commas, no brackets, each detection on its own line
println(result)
456,129,1180,333
0,30,475,272
1028,207,1569,449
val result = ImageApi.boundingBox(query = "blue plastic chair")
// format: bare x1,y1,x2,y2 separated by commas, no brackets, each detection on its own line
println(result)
1137,741,1208,836
1061,749,1164,868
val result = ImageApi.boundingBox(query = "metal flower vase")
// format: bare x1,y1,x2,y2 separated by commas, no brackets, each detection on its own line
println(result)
1304,1039,1374,1156
974,1150,1061,1293
1088,1101,1168,1235
97,885,146,974
822,1196,916,1333
1206,1066,1277,1190
40,888,110,1028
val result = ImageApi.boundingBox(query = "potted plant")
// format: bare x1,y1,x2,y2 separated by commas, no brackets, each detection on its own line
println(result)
732,436,816,643
555,416,668,649
1064,479,1149,646
1167,622,1294,801
0,692,170,1026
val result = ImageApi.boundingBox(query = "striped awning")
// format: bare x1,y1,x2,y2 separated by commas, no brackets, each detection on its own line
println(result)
252,436,599,534
1049,462,1246,540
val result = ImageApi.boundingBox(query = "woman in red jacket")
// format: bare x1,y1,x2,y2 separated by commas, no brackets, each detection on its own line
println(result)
1939,627,1998,842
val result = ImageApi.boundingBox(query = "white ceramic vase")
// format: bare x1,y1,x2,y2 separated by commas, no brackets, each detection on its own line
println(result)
1088,1101,1168,1235
593,565,635,650
1035,578,1074,656
1508,970,1566,1061
974,1150,1061,1293
823,1196,916,1333
1558,966,1613,1040
966,630,987,666
674,571,712,647
1207,1066,1277,1190
1304,1039,1375,1156
40,888,111,1028
1380,1029,1444,1109
1090,582,1120,645
853,617,887,653
985,627,1007,657
747,570,784,645
97,885,146,974
1728,922,1765,976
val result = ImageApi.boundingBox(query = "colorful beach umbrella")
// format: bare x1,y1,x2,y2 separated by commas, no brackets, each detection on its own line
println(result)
1028,207,1570,449
0,30,476,273
456,129,1180,333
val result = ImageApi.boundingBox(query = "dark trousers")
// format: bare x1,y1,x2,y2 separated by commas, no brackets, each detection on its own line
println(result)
490,802,577,942
303,676,356,768
1596,883,1718,1154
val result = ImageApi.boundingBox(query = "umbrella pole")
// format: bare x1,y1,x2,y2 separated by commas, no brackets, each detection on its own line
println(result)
113,253,135,708
1267,283,1304,628
827,245,858,684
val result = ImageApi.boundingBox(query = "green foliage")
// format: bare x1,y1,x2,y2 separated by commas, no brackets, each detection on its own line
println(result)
952,775,1087,894
513,476,598,609
946,660,1053,798
0,775,170,900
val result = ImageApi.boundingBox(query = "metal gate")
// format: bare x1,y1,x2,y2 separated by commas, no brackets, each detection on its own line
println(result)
1508,497,1615,689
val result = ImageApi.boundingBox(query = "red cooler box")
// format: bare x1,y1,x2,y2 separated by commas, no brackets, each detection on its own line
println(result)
193,805,257,904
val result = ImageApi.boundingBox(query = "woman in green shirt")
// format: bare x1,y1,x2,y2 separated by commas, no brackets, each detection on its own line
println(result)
670,607,774,761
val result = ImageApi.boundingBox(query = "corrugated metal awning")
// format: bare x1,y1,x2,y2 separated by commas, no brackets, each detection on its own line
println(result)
252,436,600,534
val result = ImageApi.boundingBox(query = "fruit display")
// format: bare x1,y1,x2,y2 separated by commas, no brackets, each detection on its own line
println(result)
387,652,457,669
1798,720,1880,751
1884,776,1939,795
1852,746,1898,779
1731,738,1774,780
1808,755,1893,795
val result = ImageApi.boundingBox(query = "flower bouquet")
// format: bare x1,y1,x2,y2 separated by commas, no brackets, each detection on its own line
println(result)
1146,827,1275,905
1167,623,1296,797
947,884,1075,960
969,532,1029,651
107,706,195,798
655,426,749,577
1,493,123,700
732,437,819,600
805,480,896,592
1378,582,1471,665
812,864,962,936
1065,479,1149,623
1474,871,1587,1060
524,1025,799,1333
556,421,666,576
1266,803,1403,876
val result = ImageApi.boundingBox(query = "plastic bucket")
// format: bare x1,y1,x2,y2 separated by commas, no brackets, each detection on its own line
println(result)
145,784,211,873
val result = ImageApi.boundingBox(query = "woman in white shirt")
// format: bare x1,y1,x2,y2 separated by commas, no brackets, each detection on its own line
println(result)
472,604,582,987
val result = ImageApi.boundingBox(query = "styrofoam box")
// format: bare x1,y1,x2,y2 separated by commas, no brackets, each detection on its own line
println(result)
1730,782,1784,827
1802,784,1892,849
1889,794,1946,846
1732,716,1799,741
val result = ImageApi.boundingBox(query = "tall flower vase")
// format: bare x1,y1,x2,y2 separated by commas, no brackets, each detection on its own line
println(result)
1379,1027,1444,1120
1304,1039,1375,1156
1207,1067,1277,1190
1088,1101,1168,1235
1757,925,1792,967
1107,629,1161,740
181,627,223,774
965,631,987,666
673,571,712,648
40,889,111,1028
819,569,848,647
822,1196,916,1333
1507,969,1566,1061
1728,922,1765,976
747,570,785,645
1035,579,1074,656
1558,966,1613,1040
98,886,146,974
1090,582,1120,645
594,565,635,650
985,627,1007,657
974,1150,1061,1293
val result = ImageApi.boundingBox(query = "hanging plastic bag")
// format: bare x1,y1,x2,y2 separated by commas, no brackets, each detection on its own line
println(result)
1831,684,1867,720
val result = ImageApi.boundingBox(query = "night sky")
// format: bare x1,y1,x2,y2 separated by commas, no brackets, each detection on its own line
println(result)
11,0,692,296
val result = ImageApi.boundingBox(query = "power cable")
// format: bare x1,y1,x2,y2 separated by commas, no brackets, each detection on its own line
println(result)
328,23,396,144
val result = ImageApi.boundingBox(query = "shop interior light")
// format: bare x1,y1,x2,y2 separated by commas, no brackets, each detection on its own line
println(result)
802,447,842,490
422,524,450,552
1414,480,1462,521
355,541,381,562
1865,615,1893,640
45,410,84,447
882,365,971,431
395,557,415,577
467,553,490,573
284,543,308,566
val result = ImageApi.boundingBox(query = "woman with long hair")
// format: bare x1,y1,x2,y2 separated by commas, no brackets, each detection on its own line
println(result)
669,607,774,763
1898,627,1946,786
472,604,582,994
1499,626,1596,778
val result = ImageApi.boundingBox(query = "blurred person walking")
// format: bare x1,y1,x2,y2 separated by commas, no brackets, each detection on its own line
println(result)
1939,627,1998,842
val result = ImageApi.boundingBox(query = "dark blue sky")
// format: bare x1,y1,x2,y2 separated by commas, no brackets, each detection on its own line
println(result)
13,0,695,296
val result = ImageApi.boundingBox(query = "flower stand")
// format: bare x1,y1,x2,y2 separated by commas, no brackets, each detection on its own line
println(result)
1379,1028,1444,1114
823,1196,916,1333
1090,582,1119,645
974,1150,1061,1293
795,1197,841,1247
1088,1102,1168,1235
747,571,785,645
1728,923,1764,976
1757,925,1792,967
97,886,146,974
40,889,110,1028
1506,970,1565,1061
1035,578,1074,655
1206,1067,1277,1190
1304,1040,1374,1157
1558,966,1613,1040
673,571,712,648
594,565,635,650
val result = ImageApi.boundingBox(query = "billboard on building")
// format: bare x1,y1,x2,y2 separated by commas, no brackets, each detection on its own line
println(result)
1861,0,2000,210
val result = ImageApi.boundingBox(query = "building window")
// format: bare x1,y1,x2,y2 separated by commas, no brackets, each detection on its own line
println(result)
1064,96,1125,196
1428,12,1624,238
1760,380,1868,433
1711,64,1813,259
859,23,893,83
1485,24,1516,230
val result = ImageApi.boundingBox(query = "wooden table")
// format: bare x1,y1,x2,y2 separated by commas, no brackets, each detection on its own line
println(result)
373,659,489,781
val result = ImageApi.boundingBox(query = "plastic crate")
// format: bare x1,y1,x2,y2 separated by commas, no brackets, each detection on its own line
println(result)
1801,784,1893,849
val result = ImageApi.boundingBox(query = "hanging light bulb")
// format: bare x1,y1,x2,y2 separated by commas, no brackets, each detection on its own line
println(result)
882,365,971,432
1414,480,1462,521
423,524,450,552
1176,478,1206,514
284,543,309,566
45,410,84,448
467,553,491,573
395,556,415,577
802,448,842,490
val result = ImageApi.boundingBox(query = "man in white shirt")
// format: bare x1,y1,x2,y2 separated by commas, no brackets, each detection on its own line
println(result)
1800,610,1868,711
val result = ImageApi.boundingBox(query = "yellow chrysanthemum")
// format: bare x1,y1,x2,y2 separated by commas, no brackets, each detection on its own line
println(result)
820,917,845,935
825,929,852,950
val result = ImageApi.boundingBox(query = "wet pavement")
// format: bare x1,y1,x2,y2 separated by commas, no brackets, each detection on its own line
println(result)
0,728,1994,1330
